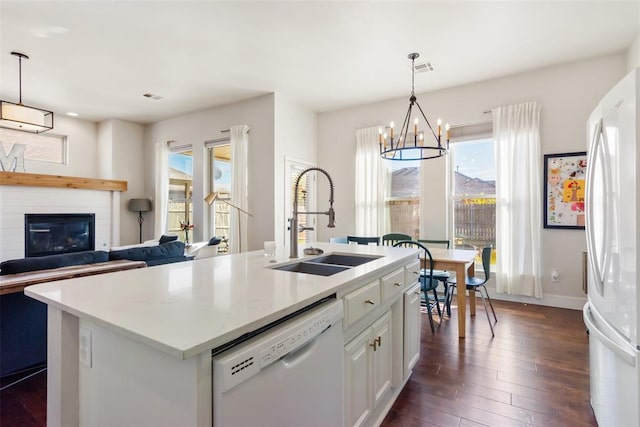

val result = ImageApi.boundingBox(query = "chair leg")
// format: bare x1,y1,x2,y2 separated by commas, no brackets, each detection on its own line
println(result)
476,288,494,337
445,283,454,316
424,290,435,334
481,285,498,322
441,281,450,317
432,289,442,319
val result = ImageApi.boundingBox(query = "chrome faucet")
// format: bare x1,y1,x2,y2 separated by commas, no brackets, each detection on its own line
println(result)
289,167,336,258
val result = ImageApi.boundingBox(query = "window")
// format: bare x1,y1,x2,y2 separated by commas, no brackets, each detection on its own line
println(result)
168,148,193,244
286,160,316,245
450,138,496,264
0,128,67,164
386,149,421,238
207,143,232,254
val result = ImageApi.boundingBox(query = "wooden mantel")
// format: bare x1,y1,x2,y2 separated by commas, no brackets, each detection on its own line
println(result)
0,172,127,192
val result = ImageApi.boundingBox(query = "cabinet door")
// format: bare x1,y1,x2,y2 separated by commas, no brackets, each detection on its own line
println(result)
371,311,392,409
404,282,421,377
344,329,372,427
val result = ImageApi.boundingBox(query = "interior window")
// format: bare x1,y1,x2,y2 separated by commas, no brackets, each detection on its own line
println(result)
168,149,193,244
0,128,66,164
386,148,421,238
450,138,496,265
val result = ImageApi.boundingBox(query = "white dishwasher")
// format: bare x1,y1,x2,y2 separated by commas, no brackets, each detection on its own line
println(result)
212,298,344,427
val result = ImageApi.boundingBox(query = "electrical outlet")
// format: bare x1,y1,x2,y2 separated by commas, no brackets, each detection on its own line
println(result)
551,270,560,283
79,328,92,368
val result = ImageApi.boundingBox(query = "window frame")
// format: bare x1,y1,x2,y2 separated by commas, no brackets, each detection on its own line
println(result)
0,128,68,165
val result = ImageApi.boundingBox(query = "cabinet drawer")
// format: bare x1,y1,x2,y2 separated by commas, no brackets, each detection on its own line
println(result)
380,268,404,302
344,280,381,327
405,260,421,285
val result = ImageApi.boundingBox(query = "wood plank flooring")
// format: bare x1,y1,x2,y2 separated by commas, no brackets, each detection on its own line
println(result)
382,300,597,427
0,300,596,427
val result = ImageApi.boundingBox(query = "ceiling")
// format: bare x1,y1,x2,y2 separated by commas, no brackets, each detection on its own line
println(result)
1,1,638,125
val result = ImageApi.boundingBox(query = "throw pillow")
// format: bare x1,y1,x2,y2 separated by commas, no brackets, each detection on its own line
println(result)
208,237,222,246
159,234,179,244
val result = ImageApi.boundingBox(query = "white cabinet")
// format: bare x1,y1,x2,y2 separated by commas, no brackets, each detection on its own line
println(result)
344,311,392,427
403,282,421,376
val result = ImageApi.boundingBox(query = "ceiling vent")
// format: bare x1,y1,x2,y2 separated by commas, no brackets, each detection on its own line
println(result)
414,62,434,73
142,93,163,100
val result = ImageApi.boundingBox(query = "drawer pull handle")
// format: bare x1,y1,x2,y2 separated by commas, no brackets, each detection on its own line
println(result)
365,299,375,305
413,271,420,275
414,291,421,296
375,336,382,346
394,282,402,287
369,341,377,351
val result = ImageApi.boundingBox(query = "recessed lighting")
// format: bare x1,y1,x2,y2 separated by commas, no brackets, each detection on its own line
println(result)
66,112,79,117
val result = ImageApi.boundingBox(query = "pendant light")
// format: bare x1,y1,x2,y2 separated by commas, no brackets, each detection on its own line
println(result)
0,52,54,133
380,53,448,161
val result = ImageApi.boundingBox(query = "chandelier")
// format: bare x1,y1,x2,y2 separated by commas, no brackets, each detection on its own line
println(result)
380,53,448,161
0,52,54,133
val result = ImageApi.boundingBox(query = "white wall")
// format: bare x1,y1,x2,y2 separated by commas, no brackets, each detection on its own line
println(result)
273,94,317,249
144,94,275,251
628,33,640,71
317,53,628,308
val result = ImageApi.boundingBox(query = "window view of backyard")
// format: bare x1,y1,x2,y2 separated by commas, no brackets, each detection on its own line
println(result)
387,149,421,238
168,150,193,244
209,144,232,254
451,138,496,264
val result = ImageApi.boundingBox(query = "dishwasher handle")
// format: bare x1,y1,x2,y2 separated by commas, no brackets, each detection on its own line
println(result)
281,325,331,368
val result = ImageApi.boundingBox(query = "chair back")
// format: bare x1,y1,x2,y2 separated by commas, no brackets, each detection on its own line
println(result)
382,233,412,246
480,246,492,280
392,240,437,290
347,236,380,246
418,239,450,249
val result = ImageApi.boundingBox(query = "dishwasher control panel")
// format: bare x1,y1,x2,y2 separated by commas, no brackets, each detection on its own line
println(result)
212,299,343,393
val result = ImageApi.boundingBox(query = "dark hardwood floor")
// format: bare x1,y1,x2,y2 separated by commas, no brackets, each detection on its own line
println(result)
0,300,596,427
382,299,597,427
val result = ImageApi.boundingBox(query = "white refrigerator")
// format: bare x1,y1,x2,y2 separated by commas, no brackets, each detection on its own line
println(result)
584,67,640,427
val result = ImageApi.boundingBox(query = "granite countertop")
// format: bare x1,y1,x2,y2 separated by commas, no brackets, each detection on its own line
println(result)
25,243,417,360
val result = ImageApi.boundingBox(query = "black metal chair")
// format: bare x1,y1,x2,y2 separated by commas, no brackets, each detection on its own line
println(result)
446,246,497,336
393,240,442,334
418,239,452,316
347,236,380,246
382,233,412,246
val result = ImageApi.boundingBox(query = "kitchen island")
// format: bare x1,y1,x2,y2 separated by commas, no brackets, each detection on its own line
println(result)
25,242,421,427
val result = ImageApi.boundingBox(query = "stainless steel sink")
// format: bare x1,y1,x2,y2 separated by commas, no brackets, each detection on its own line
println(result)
311,253,382,267
271,262,350,276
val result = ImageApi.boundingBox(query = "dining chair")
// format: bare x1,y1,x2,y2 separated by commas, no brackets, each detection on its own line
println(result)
347,236,380,246
382,233,412,246
418,239,452,315
393,240,442,334
446,246,497,336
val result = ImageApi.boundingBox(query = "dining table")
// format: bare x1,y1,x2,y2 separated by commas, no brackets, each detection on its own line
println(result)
422,248,478,338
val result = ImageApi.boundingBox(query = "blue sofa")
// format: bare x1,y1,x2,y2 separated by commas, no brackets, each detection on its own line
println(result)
0,240,188,377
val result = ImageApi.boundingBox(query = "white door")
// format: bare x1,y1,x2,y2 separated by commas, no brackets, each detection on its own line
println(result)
371,311,392,408
586,69,638,347
404,282,421,376
344,329,372,427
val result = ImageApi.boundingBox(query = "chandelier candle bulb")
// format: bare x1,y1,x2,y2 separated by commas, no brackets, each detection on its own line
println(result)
414,117,418,135
446,123,450,141
378,128,383,145
437,118,442,137
390,121,394,139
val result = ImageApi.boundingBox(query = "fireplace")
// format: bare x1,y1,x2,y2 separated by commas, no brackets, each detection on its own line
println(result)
25,213,95,257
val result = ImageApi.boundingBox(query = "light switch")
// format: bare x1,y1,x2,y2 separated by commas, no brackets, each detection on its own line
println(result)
79,328,92,368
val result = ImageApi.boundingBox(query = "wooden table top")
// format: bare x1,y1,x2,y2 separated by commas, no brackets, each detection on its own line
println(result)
0,259,147,295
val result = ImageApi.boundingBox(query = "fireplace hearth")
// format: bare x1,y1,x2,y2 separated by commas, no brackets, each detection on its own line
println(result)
25,213,95,257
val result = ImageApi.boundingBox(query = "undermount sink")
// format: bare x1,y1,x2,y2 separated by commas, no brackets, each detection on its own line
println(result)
311,253,382,267
271,262,349,276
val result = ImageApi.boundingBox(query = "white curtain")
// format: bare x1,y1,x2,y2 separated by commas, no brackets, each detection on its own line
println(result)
153,141,169,238
230,124,250,253
493,101,543,297
355,127,389,236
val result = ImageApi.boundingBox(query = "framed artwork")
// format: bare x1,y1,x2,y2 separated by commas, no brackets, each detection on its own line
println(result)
543,151,587,229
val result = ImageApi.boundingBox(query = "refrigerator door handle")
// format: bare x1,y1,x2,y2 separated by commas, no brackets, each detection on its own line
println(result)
586,119,606,294
583,304,636,367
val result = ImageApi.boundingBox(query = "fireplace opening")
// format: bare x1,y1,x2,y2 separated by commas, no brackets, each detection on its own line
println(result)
25,213,96,258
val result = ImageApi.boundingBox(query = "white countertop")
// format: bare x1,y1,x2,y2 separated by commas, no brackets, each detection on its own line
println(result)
25,243,417,360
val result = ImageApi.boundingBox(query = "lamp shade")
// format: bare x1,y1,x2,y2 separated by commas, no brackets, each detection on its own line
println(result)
128,198,152,212
0,101,54,134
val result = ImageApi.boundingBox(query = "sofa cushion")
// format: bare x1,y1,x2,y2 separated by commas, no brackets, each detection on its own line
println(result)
0,251,109,276
159,234,179,244
108,240,185,263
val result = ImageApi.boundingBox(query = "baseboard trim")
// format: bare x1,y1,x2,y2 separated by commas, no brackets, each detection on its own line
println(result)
486,289,587,310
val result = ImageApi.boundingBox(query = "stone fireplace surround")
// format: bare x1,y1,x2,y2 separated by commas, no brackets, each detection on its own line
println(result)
0,172,127,261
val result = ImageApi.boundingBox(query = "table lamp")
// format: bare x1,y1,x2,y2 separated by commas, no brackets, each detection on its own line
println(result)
128,198,152,243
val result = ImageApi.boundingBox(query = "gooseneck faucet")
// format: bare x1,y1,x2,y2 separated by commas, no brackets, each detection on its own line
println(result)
289,167,336,258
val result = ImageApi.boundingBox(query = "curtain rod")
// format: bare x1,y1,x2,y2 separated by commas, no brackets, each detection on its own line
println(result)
221,129,251,133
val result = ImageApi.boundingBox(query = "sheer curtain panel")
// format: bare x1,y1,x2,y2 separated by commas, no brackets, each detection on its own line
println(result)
355,127,389,236
153,141,169,238
230,124,250,253
493,102,543,298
